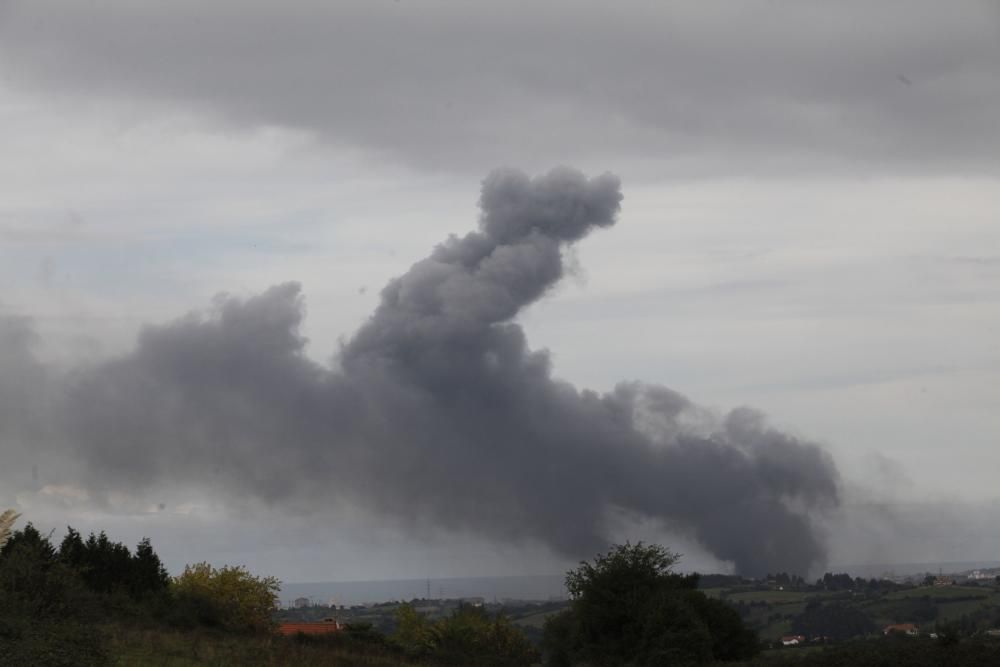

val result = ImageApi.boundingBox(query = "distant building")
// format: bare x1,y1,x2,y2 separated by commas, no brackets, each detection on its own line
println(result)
780,635,806,646
933,576,954,587
883,623,918,636
294,597,311,608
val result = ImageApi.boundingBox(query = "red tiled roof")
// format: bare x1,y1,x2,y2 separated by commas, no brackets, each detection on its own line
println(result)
883,623,917,634
278,621,342,636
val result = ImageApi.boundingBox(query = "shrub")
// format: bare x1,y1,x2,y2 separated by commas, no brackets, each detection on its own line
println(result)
391,603,539,666
172,562,279,633
0,525,107,665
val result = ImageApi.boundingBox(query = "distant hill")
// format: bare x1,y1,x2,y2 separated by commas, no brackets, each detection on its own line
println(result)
831,561,1000,579
279,562,1000,607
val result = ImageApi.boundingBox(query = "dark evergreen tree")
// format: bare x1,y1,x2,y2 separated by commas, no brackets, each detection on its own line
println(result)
0,523,56,561
58,527,87,568
128,537,170,598
80,531,132,595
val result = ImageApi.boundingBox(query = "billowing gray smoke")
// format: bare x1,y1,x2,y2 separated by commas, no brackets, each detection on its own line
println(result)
17,168,840,575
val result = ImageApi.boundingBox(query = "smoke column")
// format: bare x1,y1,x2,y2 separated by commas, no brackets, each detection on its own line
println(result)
31,168,839,574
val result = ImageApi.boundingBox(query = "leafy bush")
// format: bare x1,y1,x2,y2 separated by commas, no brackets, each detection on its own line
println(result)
172,562,280,633
392,603,539,666
392,603,440,657
0,526,107,665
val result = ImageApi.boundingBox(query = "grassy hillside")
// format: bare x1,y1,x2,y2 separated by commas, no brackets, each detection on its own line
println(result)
105,626,428,667
707,577,1000,651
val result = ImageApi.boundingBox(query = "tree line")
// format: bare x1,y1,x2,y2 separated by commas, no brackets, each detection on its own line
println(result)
0,521,278,665
2,516,764,666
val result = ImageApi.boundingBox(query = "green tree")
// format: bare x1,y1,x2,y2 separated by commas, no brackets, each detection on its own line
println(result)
0,522,55,561
391,603,539,666
128,537,170,599
172,562,279,633
0,525,106,666
392,603,439,657
79,531,132,595
57,527,87,568
57,527,170,600
685,592,760,660
544,542,758,666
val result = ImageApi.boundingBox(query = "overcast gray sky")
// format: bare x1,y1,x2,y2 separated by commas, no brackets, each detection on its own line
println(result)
1,0,998,583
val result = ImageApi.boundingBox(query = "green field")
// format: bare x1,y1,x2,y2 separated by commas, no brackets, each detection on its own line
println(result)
726,590,815,604
105,627,418,667
884,585,989,601
708,581,1000,650
937,598,996,623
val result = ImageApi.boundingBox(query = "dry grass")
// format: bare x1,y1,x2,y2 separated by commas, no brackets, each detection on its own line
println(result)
0,509,20,548
105,626,427,667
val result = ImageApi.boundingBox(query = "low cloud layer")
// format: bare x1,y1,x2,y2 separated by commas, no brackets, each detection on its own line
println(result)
1,168,840,574
1,1,997,175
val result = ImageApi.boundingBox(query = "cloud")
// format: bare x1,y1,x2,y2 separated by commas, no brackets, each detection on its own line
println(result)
828,494,1000,569
0,315,51,488
0,1,996,175
4,168,840,574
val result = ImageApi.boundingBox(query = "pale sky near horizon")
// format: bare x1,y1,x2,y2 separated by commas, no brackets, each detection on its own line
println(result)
1,0,998,582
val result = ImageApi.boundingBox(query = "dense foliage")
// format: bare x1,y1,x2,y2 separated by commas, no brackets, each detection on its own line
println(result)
0,524,109,665
543,542,759,666
392,602,540,666
172,562,279,633
0,519,539,666
6,519,999,666
790,600,877,641
0,522,278,665
748,635,1000,666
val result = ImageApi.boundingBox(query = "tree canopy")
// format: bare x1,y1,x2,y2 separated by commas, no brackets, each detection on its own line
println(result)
544,542,758,666
173,562,280,633
0,520,279,664
392,602,539,666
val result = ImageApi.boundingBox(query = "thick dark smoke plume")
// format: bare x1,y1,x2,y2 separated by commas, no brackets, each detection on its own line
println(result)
9,168,840,575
